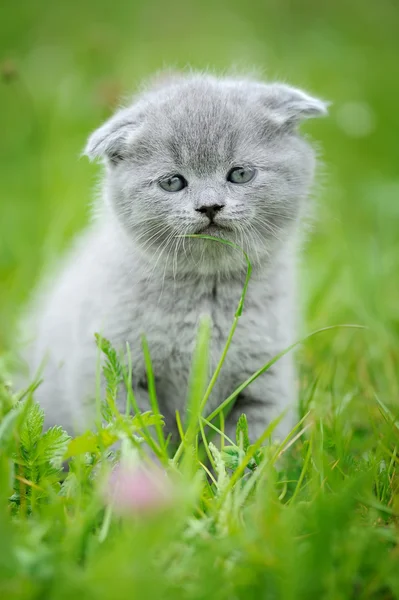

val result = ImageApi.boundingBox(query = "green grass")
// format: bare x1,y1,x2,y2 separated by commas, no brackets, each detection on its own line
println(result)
1,0,399,597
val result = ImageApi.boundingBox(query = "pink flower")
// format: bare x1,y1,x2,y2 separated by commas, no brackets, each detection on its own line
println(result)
103,463,174,514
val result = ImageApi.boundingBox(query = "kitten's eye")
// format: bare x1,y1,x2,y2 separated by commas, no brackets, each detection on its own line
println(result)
227,166,256,184
159,175,187,192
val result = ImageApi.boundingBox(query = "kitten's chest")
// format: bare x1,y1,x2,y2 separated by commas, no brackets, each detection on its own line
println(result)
135,277,243,363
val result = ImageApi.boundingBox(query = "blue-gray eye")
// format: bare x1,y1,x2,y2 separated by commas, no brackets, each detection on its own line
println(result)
159,175,187,192
227,166,256,184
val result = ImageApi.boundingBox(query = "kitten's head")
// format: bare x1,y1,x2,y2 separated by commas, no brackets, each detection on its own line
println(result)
85,73,327,277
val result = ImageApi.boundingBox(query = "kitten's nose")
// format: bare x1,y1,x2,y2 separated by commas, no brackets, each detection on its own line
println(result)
195,204,224,222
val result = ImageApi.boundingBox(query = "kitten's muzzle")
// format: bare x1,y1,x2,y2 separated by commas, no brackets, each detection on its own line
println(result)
195,203,224,222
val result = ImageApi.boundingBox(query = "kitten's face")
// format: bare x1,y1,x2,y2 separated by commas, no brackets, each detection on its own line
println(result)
86,75,327,276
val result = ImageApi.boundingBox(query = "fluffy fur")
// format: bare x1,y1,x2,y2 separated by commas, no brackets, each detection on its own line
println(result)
21,72,327,441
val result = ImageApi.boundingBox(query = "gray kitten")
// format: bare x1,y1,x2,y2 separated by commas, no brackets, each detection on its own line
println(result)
21,72,327,443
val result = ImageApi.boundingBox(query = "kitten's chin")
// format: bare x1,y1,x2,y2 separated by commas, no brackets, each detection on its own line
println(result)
194,223,233,237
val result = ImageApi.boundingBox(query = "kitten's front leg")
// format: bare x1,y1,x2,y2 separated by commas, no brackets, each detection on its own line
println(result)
222,354,297,445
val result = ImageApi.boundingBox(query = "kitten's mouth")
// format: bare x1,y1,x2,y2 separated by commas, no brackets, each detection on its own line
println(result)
195,222,232,235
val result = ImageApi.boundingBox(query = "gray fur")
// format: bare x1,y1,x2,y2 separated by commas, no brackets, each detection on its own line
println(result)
20,73,327,442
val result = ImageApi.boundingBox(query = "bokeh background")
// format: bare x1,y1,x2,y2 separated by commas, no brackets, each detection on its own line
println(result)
1,0,399,409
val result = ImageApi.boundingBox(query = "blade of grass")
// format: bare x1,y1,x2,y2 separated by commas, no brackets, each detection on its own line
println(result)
122,343,164,462
289,435,313,504
173,234,252,464
185,317,212,441
175,409,185,444
200,416,235,447
189,236,252,415
206,324,366,427
174,317,211,466
141,335,166,452
198,417,217,472
222,411,286,496
199,461,217,486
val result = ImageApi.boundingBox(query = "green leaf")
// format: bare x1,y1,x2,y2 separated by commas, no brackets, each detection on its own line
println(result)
186,317,211,430
0,407,21,451
64,412,164,459
141,336,165,449
222,446,243,470
64,430,117,459
19,402,44,455
95,334,123,410
0,395,34,453
0,454,13,506
35,426,70,468
236,413,250,452
123,411,165,431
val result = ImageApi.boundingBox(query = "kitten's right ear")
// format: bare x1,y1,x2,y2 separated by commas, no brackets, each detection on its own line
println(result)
83,107,140,164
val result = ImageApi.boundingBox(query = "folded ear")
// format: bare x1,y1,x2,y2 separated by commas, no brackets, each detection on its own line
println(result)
260,83,329,129
83,107,141,164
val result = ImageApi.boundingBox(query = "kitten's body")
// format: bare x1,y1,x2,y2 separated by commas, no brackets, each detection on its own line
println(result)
21,73,327,441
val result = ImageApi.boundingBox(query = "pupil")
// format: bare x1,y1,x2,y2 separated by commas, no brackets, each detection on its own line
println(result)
159,174,186,192
226,166,255,184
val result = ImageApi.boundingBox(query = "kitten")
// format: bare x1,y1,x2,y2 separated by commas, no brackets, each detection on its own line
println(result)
21,72,327,442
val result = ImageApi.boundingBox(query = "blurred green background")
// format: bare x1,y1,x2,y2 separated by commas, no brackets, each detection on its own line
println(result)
1,0,398,405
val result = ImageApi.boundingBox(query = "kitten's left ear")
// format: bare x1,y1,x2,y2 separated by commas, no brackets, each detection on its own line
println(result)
261,83,329,129
83,106,141,164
